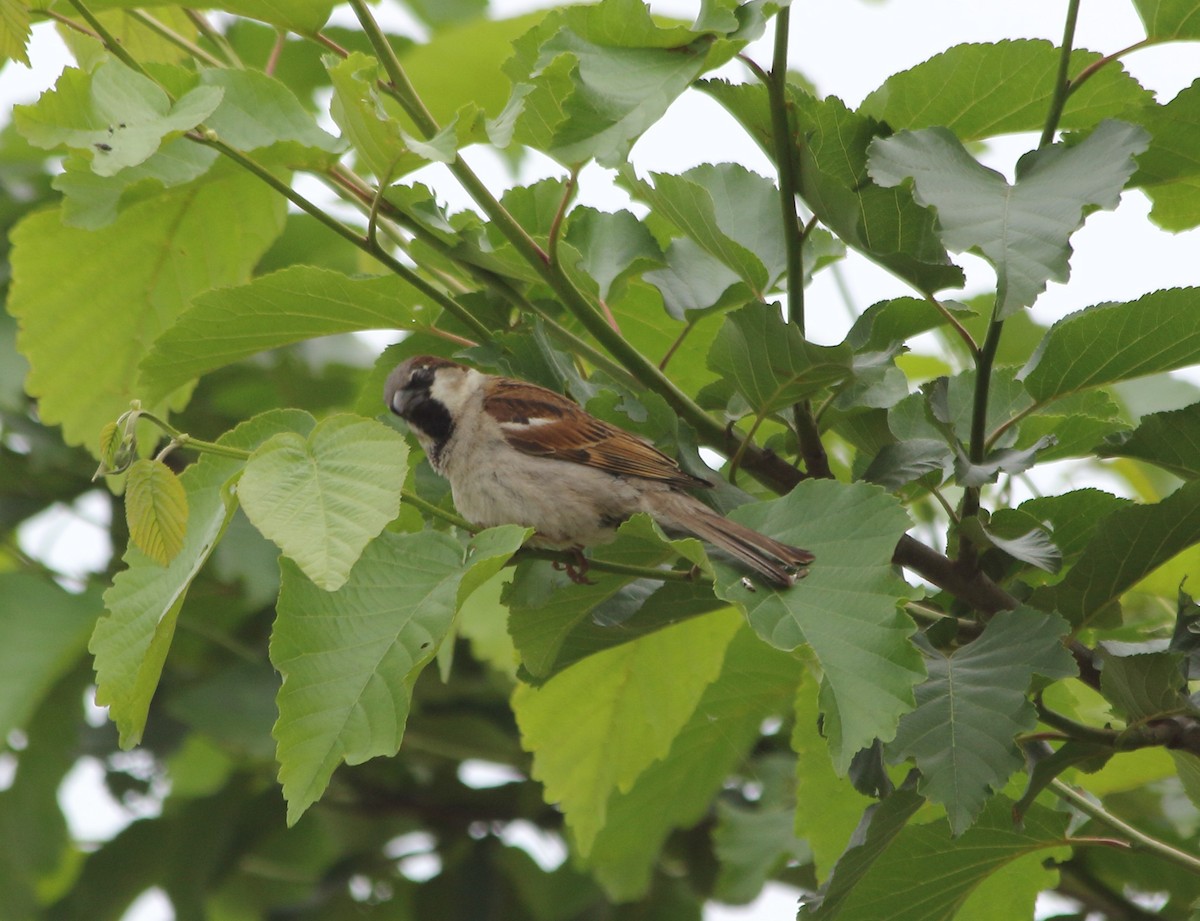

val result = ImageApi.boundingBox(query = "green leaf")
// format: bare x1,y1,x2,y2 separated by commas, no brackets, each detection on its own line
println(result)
1021,288,1200,401
1036,480,1200,627
125,458,189,566
1131,79,1200,230
793,676,876,882
1099,647,1189,722
863,439,952,490
513,609,741,856
700,80,964,295
706,302,853,416
93,410,311,747
621,163,783,293
713,480,924,770
497,0,722,166
805,798,1071,921
328,52,427,181
200,68,341,153
1014,388,1127,462
8,160,285,453
1014,740,1113,821
563,207,664,301
582,625,803,900
846,297,974,354
0,0,30,65
712,754,808,904
642,238,749,317
1003,488,1132,573
238,414,408,592
868,120,1149,317
14,61,223,176
82,0,336,34
1100,402,1200,478
800,786,925,919
139,266,443,401
0,575,99,741
1132,0,1200,39
54,141,219,230
272,529,481,824
859,41,1152,141
889,608,1076,834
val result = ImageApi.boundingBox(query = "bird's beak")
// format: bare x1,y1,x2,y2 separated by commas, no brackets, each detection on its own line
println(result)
390,388,415,419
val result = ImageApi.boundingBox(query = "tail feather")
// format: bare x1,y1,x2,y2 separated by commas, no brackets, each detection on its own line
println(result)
650,492,813,587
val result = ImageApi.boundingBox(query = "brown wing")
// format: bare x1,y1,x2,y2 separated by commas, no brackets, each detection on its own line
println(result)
483,377,710,489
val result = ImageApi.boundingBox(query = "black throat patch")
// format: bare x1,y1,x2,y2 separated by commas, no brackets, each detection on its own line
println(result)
406,392,455,463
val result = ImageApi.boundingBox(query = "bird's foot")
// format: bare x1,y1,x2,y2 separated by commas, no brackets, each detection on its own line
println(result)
552,548,594,585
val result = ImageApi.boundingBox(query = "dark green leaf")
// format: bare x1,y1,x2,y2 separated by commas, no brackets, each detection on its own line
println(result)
862,438,952,490
1100,402,1200,478
1021,288,1200,401
1131,79,1200,230
1036,480,1200,627
706,302,853,416
805,798,1071,921
713,480,924,770
889,608,1076,834
860,41,1152,141
1014,741,1113,822
868,120,1149,317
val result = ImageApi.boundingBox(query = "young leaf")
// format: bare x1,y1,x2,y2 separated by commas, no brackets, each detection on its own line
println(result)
125,458,189,566
93,410,313,748
512,609,741,856
859,40,1152,141
14,61,223,176
238,414,409,591
563,207,664,302
272,527,524,825
868,120,1149,317
8,161,285,453
0,0,30,66
713,480,924,770
706,302,852,416
889,608,1077,835
1020,288,1200,401
138,266,443,401
582,625,803,901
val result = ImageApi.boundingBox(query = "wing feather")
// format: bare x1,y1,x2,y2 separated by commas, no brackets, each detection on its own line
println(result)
483,378,709,489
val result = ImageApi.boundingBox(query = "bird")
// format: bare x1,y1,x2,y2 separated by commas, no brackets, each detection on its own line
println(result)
384,355,813,587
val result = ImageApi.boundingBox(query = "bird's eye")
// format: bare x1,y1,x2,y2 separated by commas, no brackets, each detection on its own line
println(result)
408,366,434,389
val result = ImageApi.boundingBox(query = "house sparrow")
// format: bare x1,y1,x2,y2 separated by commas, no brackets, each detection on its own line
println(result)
384,356,813,587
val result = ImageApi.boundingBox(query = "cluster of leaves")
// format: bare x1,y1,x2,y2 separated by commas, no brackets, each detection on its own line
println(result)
2,0,1200,919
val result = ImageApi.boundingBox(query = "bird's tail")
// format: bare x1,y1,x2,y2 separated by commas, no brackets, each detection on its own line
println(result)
650,492,814,587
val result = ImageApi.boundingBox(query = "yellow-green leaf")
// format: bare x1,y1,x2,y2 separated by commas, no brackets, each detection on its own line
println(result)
125,459,189,566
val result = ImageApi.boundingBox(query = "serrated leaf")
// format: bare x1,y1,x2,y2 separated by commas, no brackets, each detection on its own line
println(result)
712,480,924,770
868,120,1149,317
621,163,783,293
862,439,952,490
1130,79,1200,230
1021,288,1200,401
8,159,284,454
14,61,223,176
513,609,741,855
125,458,189,566
1099,647,1190,722
706,302,852,416
1132,0,1200,39
889,608,1076,834
582,625,802,901
271,529,467,824
805,798,1071,921
138,266,442,402
93,410,311,747
498,0,724,166
1036,480,1200,627
699,81,964,295
328,52,426,181
238,414,408,591
954,434,1057,487
200,68,341,153
846,296,974,354
1100,402,1200,478
563,207,664,302
859,40,1152,141
0,0,31,65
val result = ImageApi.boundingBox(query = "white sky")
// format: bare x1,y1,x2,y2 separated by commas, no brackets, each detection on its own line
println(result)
1,2,1197,919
